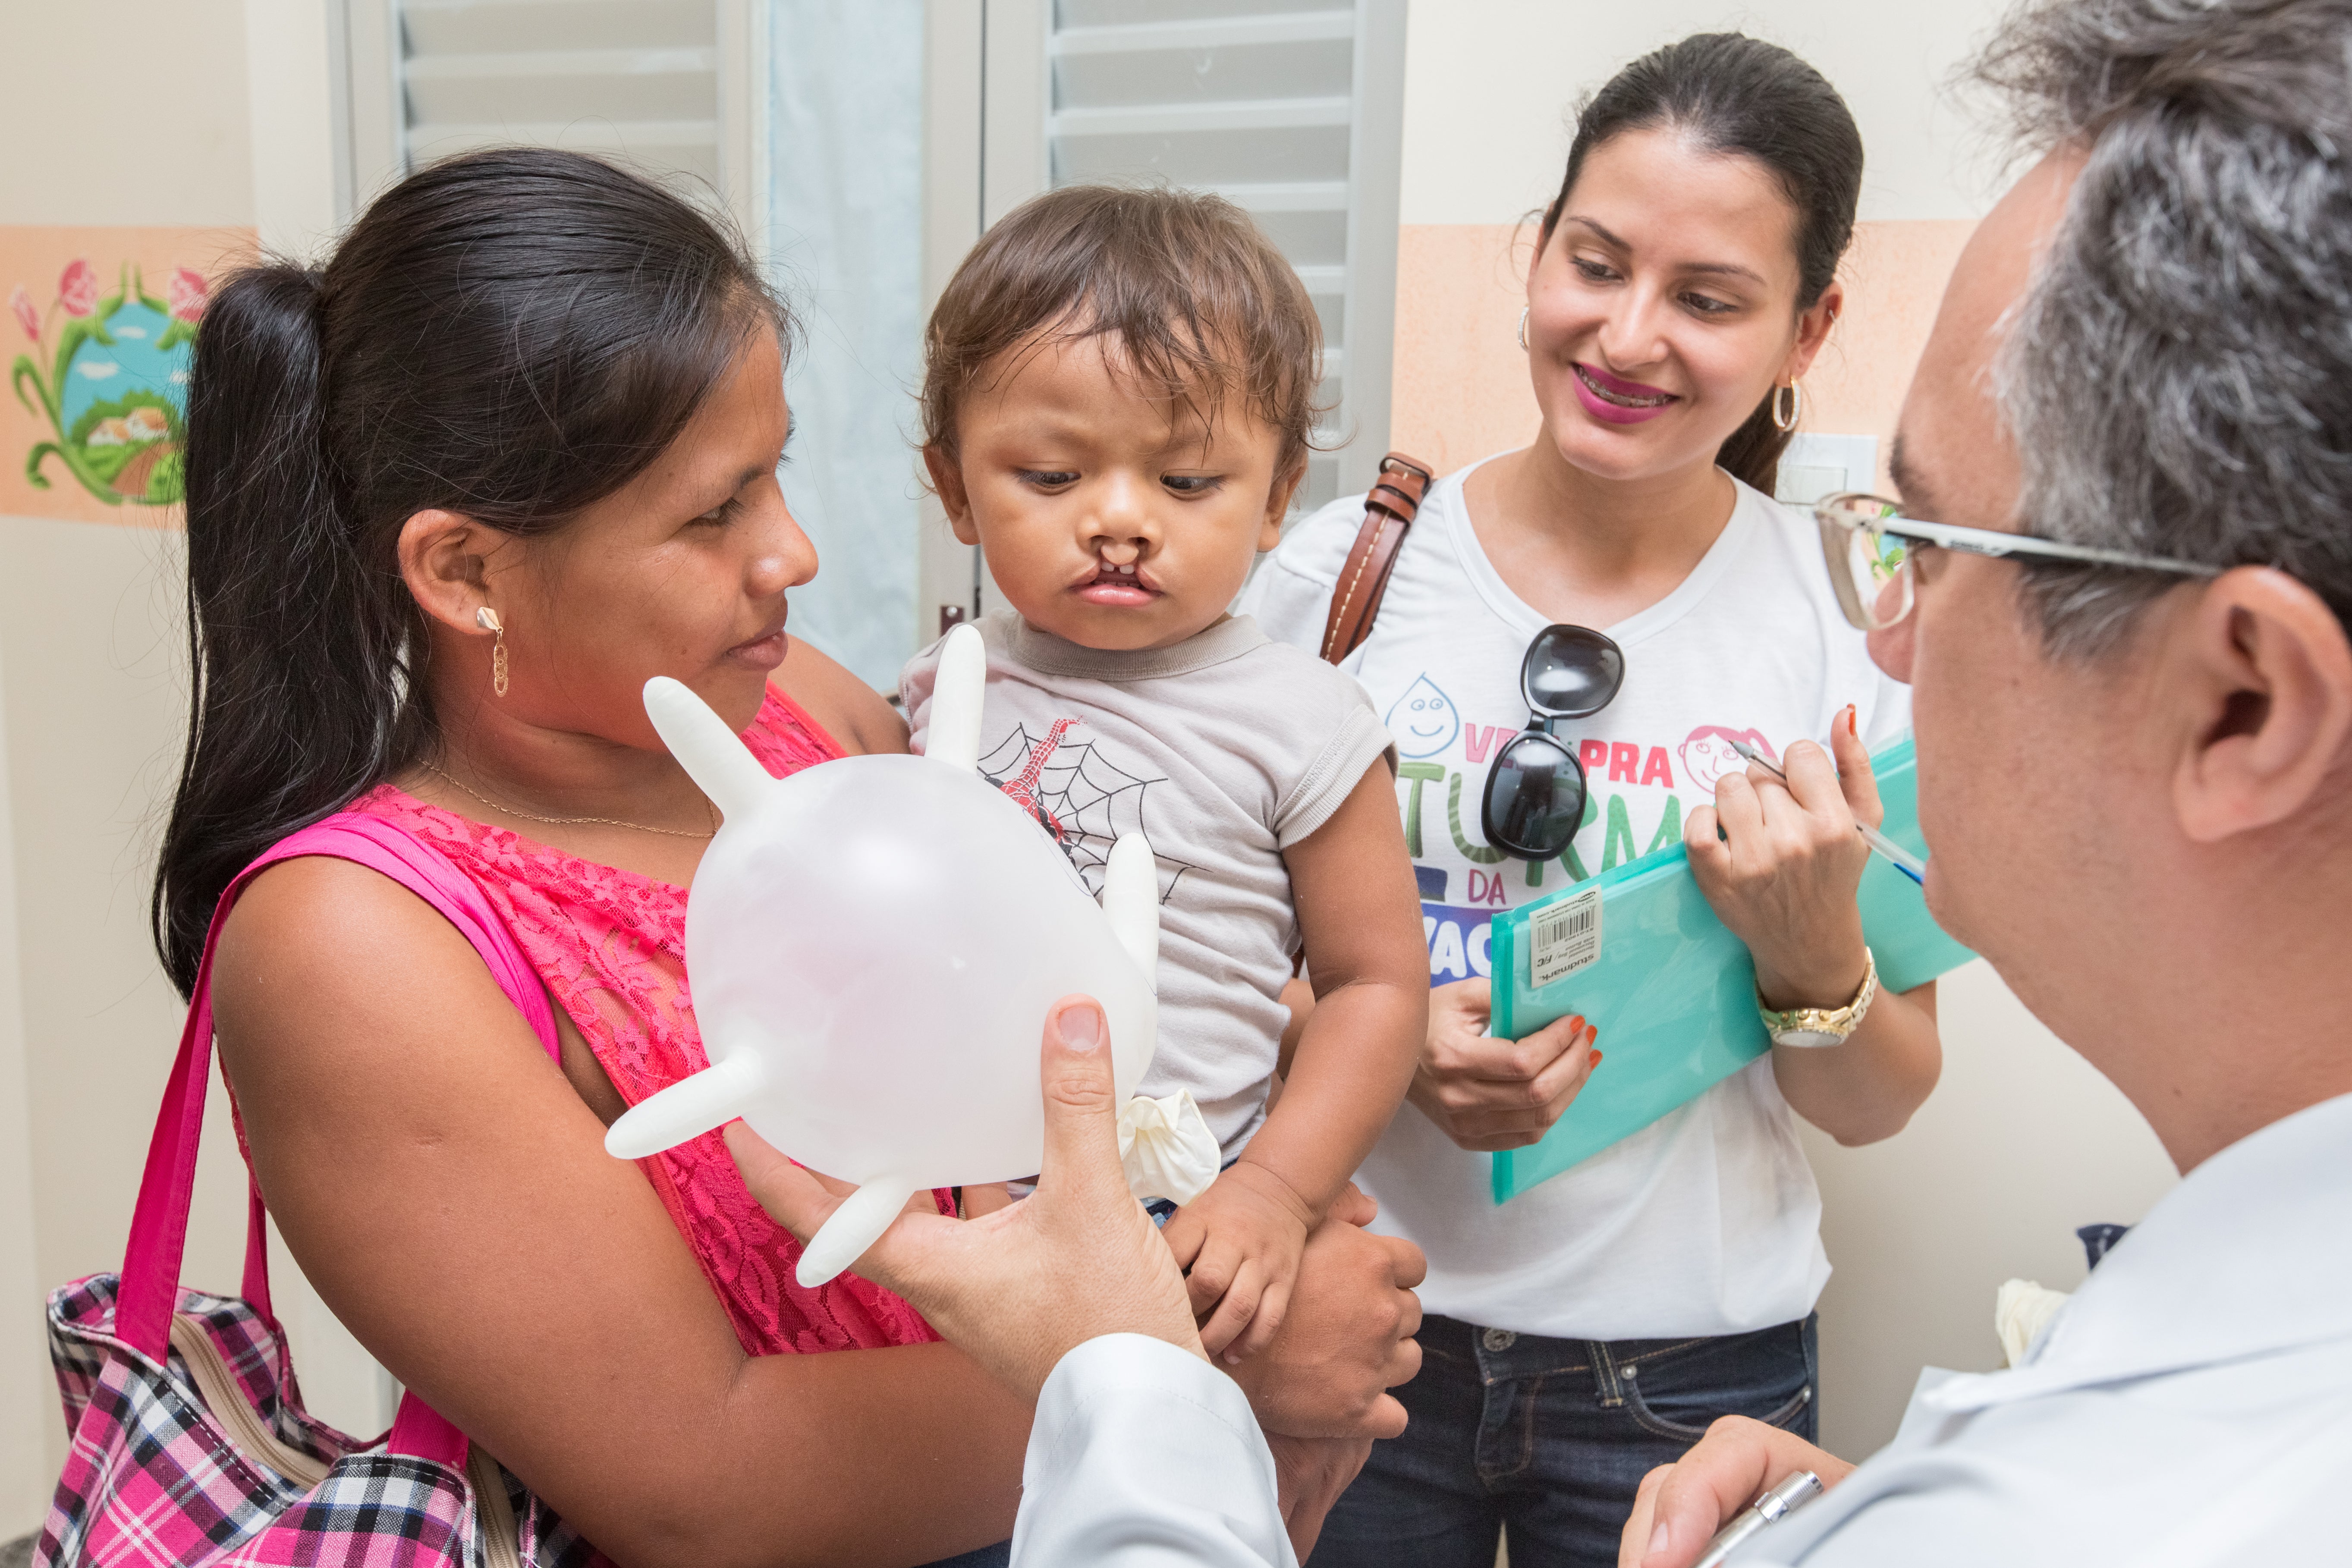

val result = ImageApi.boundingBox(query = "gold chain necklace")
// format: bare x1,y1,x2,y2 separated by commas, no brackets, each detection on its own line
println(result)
424,764,717,840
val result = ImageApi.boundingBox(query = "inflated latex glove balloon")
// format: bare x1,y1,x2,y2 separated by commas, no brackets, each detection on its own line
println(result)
603,625,1161,1286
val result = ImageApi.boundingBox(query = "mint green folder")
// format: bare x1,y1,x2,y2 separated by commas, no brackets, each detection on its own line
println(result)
1487,733,1973,1203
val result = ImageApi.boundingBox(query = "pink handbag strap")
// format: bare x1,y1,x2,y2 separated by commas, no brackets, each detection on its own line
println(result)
116,812,561,1466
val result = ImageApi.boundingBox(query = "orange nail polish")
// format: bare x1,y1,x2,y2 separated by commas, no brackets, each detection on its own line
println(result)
1845,704,1858,738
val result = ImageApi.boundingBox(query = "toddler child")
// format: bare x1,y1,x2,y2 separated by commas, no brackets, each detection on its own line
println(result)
900,185,1429,1361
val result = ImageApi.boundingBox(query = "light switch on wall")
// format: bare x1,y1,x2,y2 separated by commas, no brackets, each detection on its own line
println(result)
1775,433,1880,507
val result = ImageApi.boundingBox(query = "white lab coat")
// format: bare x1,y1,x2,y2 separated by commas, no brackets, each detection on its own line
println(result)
1012,1335,1295,1567
1744,1089,2352,1564
1012,1093,2352,1565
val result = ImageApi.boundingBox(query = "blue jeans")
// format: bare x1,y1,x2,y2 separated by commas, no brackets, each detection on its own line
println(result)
1306,1313,1819,1568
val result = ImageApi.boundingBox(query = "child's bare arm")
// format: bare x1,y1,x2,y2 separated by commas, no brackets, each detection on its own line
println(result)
1258,759,1429,1216
1163,762,1427,1360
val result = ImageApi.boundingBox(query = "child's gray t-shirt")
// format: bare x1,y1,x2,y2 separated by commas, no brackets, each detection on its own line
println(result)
901,611,1395,1156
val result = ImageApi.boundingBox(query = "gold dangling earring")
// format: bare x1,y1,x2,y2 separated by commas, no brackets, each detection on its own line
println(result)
1772,382,1802,432
475,606,509,697
1517,306,1530,352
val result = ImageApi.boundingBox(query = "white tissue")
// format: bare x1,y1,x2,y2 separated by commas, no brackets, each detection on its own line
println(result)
1994,1278,2072,1367
1117,1089,1221,1207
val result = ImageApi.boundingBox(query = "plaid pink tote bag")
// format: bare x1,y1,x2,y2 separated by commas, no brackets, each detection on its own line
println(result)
38,815,604,1568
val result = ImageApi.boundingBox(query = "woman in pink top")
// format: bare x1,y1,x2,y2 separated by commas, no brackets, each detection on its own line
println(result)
156,148,1422,1567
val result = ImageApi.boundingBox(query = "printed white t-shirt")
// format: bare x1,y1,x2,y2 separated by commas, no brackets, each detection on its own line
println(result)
901,611,1395,1156
1238,459,1912,1339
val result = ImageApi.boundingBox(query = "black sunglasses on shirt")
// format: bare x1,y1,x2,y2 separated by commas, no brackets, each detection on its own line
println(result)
1478,624,1627,861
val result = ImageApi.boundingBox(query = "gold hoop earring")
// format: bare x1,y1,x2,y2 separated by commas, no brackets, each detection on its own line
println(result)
475,606,509,697
1772,382,1802,432
1517,306,1530,352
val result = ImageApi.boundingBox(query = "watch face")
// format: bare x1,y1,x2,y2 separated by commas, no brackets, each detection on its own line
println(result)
1773,1028,1846,1050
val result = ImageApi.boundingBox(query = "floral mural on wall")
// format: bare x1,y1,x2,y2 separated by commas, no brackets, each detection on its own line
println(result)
10,256,205,508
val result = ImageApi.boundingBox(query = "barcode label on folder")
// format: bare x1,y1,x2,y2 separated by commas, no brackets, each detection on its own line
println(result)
1528,886,1603,988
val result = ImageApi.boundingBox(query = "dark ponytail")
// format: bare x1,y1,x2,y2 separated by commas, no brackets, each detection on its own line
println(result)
1540,34,1863,494
156,148,783,995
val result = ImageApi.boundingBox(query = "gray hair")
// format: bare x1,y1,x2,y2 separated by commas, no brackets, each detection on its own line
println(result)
1974,0,2352,655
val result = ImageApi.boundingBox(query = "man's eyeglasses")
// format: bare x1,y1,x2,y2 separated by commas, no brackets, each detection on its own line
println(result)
1812,491,2221,632
1480,624,1626,861
1474,502,2214,860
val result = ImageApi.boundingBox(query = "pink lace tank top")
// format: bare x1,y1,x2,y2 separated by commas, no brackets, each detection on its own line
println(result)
352,687,944,1356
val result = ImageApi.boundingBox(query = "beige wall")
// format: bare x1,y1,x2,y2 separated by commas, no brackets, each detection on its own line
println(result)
1387,1,2182,1460
1396,0,2008,226
2,0,257,1526
0,5,258,229
0,611,47,1537
0,0,381,1531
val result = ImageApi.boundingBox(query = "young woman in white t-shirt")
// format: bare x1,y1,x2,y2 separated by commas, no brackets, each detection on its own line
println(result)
1242,34,1944,1568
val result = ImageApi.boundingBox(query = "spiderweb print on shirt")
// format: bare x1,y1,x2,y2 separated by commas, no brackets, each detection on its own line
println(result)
978,720,1195,900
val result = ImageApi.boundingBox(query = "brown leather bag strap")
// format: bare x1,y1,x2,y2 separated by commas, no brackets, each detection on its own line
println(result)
1319,452,1435,663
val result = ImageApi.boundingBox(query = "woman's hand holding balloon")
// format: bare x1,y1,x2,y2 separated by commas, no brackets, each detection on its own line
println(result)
726,996,1204,1401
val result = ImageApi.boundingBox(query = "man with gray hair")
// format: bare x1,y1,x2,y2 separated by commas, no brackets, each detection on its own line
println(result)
1621,0,2352,1561
744,0,2350,1562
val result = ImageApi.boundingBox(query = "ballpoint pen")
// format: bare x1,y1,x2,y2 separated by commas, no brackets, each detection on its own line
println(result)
1726,737,1928,885
1692,1468,1823,1568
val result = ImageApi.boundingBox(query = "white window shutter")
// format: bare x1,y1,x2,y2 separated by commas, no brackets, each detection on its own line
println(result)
1043,0,1408,512
342,0,762,230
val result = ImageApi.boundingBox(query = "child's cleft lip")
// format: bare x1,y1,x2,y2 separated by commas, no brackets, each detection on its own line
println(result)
1074,559,1161,608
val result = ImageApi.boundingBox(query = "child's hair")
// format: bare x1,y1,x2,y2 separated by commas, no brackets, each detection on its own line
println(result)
920,184,1324,477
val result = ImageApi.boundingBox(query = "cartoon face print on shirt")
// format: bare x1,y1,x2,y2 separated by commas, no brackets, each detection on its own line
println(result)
1387,674,1462,759
1678,725,1777,795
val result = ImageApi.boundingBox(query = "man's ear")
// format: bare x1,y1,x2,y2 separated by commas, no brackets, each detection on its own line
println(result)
2172,566,2352,842
924,444,980,547
1260,459,1305,552
398,509,503,635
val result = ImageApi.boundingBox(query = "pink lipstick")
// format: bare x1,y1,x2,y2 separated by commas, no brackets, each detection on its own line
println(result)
1570,361,1679,426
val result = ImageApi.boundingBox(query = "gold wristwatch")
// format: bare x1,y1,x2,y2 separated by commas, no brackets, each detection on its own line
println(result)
1758,948,1878,1048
